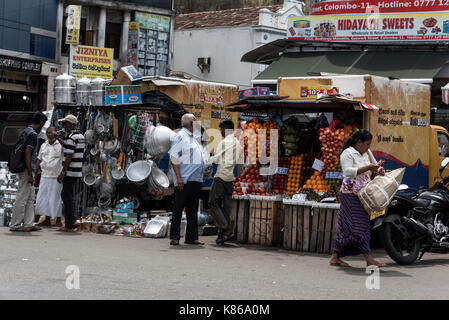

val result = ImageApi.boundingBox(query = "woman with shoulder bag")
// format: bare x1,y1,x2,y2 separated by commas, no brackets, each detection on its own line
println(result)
329,129,387,268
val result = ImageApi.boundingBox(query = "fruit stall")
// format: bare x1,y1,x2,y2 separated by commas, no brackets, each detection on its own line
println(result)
227,86,374,253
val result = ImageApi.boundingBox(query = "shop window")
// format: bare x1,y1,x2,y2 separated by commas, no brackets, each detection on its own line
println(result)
105,22,122,60
30,34,56,59
438,133,449,157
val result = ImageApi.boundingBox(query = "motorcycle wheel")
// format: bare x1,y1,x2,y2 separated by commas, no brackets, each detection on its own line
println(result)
380,222,420,265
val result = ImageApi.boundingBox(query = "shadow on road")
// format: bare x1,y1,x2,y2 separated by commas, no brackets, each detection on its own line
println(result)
397,258,449,269
168,245,205,250
3,232,41,237
335,266,412,277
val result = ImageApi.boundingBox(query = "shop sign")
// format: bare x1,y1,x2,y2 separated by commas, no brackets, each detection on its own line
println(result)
127,21,140,67
200,93,224,105
69,45,114,80
135,12,171,32
0,55,42,74
311,0,449,16
66,5,82,45
300,86,339,99
288,12,449,42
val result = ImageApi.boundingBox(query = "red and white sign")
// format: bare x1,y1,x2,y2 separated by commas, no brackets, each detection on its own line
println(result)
443,83,449,105
311,0,449,16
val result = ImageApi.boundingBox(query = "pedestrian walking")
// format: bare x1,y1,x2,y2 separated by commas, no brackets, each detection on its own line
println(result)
208,120,243,244
57,115,85,232
9,112,48,232
329,129,387,267
169,114,206,246
34,127,64,226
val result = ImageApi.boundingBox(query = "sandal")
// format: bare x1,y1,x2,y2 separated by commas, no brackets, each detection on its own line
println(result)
31,226,42,231
170,240,180,246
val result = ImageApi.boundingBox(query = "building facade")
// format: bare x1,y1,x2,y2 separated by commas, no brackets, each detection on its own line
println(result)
173,0,304,88
0,0,175,111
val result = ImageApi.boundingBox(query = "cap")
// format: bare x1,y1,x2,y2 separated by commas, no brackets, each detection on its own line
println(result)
58,114,78,125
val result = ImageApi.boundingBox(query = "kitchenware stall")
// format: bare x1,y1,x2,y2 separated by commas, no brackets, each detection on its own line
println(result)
51,100,179,237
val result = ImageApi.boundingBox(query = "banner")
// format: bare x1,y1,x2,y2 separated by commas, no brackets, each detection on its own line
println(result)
127,21,139,67
135,12,171,32
66,5,81,45
69,45,114,80
288,12,449,42
312,0,449,15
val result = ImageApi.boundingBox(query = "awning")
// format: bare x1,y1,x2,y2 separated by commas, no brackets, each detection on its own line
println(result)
143,78,186,86
254,51,449,81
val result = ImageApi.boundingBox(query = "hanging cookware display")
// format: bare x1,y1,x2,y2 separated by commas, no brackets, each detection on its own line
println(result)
145,124,176,157
54,73,76,104
148,166,170,191
126,160,153,185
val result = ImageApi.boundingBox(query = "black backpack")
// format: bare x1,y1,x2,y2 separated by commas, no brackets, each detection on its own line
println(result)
8,128,34,173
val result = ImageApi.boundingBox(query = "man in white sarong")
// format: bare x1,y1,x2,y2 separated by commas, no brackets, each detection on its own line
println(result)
34,127,64,226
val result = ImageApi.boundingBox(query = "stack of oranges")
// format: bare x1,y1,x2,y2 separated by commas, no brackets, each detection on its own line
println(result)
286,154,306,196
302,171,330,193
243,119,261,164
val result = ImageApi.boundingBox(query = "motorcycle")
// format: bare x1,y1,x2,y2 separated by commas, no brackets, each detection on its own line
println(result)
373,158,449,265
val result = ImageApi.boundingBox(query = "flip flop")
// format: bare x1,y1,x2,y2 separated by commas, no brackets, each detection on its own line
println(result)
30,226,42,231
9,227,32,232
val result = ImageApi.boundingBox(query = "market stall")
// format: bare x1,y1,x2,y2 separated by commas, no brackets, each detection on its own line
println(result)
50,70,185,238
227,83,373,252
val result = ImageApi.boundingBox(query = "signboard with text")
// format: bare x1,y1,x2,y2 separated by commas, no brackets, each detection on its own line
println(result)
69,45,114,80
288,12,449,42
0,55,42,74
66,5,81,45
311,0,449,15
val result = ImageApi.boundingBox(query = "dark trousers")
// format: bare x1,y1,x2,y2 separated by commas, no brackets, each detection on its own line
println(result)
170,181,202,242
61,176,79,229
208,178,233,237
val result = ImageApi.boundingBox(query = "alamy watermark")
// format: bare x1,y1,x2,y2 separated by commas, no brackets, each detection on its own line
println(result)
365,266,380,290
65,265,80,290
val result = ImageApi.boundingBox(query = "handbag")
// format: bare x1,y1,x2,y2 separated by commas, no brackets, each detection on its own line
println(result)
358,167,405,216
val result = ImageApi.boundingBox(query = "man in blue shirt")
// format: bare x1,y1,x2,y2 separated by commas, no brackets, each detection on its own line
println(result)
169,113,206,245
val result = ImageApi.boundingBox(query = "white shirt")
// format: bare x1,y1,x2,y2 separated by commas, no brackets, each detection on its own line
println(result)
38,140,63,178
208,134,243,182
340,147,376,178
169,128,206,186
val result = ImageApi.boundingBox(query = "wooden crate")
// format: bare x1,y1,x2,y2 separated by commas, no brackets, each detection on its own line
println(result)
229,199,250,243
282,204,340,254
248,200,282,246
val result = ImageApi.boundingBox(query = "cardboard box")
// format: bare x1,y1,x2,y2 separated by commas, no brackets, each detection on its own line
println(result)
111,65,143,85
105,85,142,105
238,87,270,100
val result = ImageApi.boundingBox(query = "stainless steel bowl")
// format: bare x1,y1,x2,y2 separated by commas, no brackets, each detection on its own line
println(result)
126,160,153,184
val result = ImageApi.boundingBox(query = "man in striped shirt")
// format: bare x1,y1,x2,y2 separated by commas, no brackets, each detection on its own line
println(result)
57,114,85,232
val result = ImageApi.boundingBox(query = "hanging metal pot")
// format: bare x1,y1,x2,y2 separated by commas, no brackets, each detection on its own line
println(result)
126,160,153,185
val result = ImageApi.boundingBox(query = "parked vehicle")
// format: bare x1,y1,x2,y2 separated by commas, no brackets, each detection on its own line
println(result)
374,158,449,265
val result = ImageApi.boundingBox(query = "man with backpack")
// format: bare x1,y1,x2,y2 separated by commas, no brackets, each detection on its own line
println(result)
9,112,48,232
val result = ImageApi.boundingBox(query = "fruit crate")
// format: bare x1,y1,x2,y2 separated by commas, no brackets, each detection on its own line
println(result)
248,199,283,246
230,198,250,243
282,201,340,254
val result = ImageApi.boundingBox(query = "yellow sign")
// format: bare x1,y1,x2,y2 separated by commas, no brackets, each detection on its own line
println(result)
69,45,114,80
66,5,81,45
